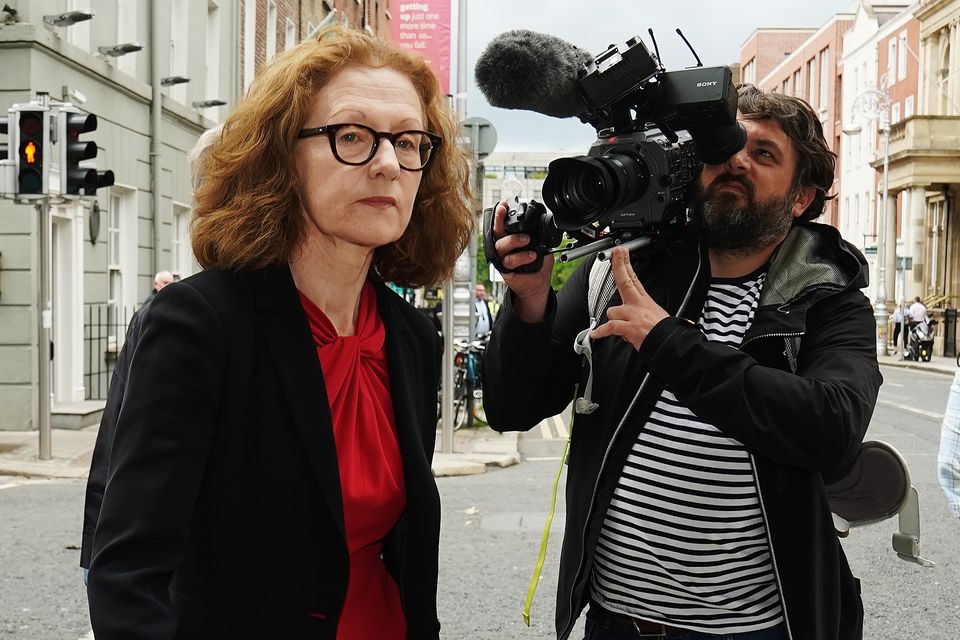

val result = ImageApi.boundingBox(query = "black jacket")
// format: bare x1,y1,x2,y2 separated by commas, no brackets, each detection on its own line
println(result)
483,223,882,640
86,265,443,639
81,299,151,569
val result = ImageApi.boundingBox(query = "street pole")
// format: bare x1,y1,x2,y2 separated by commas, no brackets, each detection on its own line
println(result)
440,0,468,454
875,111,891,357
37,200,52,460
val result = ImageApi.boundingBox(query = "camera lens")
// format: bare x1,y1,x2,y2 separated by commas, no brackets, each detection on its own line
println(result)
543,153,650,230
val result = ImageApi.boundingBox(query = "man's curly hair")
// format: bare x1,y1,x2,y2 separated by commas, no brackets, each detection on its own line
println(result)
736,84,837,222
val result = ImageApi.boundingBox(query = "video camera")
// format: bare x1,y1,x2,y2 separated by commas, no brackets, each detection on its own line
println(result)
484,33,745,274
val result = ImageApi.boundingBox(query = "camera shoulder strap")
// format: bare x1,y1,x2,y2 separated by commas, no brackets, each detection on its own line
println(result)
573,257,616,415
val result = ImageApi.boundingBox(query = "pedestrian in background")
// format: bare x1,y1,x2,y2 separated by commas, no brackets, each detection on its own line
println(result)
86,26,472,640
908,295,927,328
475,282,493,337
892,305,904,354
143,270,174,304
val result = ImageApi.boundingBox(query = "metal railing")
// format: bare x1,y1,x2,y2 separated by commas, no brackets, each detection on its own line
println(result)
83,304,135,400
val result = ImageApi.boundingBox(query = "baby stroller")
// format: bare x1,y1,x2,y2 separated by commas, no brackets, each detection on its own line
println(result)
903,315,937,362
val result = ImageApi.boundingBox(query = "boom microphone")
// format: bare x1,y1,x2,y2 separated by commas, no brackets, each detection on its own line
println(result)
474,30,593,119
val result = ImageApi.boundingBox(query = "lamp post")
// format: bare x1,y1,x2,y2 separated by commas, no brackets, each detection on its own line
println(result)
852,83,892,356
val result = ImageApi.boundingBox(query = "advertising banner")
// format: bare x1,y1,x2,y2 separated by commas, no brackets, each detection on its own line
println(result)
391,1,451,95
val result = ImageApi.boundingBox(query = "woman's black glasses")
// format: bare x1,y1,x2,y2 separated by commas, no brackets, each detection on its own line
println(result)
297,123,442,171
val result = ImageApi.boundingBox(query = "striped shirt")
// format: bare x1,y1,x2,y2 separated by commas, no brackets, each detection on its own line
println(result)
590,270,785,634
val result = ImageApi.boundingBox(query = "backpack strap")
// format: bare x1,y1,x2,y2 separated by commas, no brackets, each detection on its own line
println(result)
573,258,616,415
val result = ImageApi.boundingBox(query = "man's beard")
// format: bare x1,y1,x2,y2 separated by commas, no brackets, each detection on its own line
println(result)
688,175,796,255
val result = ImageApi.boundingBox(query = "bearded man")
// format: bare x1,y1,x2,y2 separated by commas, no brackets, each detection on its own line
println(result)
483,84,881,640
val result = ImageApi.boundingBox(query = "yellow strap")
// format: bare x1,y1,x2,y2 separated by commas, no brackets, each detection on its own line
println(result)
522,410,575,626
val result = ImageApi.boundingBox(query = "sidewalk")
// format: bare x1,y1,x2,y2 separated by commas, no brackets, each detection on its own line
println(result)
0,423,519,481
878,351,956,376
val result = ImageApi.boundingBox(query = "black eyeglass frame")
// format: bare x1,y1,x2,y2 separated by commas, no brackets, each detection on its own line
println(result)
296,123,443,171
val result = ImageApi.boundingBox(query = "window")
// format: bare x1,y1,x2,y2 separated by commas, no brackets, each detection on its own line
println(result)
169,0,189,104
243,0,257,92
887,37,897,83
891,101,901,123
743,58,756,84
905,95,915,118
525,167,548,180
807,59,818,108
898,31,908,81
782,77,791,95
172,204,195,279
818,48,829,110
66,0,91,52
117,0,138,76
285,17,296,50
853,194,860,241
794,70,803,99
266,1,277,62
206,1,221,109
106,190,137,344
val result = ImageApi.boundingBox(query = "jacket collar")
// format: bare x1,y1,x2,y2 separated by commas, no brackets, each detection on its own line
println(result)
761,222,869,309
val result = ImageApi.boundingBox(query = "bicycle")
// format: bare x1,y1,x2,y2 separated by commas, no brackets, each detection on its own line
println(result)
437,335,488,431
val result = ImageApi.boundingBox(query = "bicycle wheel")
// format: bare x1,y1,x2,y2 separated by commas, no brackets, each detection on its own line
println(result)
452,368,468,431
471,388,487,425
452,395,468,431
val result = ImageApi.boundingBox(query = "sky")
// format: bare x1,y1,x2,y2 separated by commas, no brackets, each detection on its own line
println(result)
455,0,853,152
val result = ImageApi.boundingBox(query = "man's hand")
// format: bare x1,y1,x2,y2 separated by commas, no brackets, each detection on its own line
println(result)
492,200,553,323
589,247,669,350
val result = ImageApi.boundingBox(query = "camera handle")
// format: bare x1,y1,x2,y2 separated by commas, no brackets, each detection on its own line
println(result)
481,204,548,274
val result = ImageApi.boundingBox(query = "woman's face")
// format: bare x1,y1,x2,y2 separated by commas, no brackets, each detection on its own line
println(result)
293,64,427,253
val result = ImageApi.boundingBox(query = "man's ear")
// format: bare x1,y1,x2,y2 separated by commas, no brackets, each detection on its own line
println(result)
791,186,816,219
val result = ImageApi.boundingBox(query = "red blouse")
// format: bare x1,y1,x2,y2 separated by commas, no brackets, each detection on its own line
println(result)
298,281,407,640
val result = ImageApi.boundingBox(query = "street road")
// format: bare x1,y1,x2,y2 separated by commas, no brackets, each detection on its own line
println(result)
1,365,958,639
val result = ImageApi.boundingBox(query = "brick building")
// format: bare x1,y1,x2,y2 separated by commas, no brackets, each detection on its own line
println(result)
740,29,817,86
240,0,394,95
741,14,857,228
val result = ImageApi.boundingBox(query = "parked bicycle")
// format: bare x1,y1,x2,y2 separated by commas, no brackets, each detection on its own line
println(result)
438,334,489,431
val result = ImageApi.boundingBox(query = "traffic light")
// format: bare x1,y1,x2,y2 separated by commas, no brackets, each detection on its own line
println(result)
16,107,50,196
0,112,11,197
59,107,114,197
0,112,8,161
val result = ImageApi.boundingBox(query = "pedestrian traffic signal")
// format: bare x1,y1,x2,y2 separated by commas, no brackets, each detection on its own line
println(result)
60,108,114,196
0,113,8,161
16,107,49,196
0,112,12,197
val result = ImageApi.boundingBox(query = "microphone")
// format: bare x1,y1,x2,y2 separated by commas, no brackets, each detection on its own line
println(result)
474,30,593,119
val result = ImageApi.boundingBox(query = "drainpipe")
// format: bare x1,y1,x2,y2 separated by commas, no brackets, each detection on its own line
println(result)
150,0,162,276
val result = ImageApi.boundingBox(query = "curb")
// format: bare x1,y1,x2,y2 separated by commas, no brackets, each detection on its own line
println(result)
0,459,89,479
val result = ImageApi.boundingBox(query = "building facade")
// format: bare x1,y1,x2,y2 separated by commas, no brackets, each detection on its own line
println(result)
748,14,857,229
0,0,241,430
740,28,817,86
739,0,960,355
886,0,960,317
839,3,919,308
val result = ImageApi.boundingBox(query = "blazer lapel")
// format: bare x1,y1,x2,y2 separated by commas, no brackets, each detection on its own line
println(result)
254,265,345,540
376,285,434,485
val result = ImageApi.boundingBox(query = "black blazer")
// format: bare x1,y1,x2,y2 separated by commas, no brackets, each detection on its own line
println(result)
80,299,151,569
87,265,443,639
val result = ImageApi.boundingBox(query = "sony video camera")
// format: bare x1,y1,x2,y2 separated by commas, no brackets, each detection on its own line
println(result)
485,33,745,273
